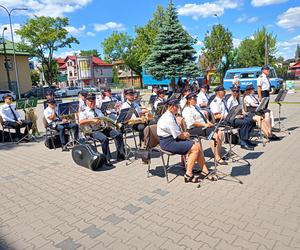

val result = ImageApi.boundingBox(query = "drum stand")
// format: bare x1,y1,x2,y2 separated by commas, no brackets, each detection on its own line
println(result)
197,136,243,188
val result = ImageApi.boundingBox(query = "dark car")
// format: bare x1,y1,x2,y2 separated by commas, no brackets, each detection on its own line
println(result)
23,87,58,99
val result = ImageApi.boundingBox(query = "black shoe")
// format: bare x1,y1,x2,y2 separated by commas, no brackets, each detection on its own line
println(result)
269,134,281,141
241,144,254,150
247,141,257,147
105,161,114,167
117,154,126,161
62,146,69,152
272,127,280,133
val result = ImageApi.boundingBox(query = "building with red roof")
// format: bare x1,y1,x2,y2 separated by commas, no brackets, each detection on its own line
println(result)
55,55,113,87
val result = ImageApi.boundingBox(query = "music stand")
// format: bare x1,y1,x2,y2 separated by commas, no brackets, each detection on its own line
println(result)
273,90,290,134
100,101,117,115
168,92,181,100
255,97,269,113
155,103,167,117
221,105,251,166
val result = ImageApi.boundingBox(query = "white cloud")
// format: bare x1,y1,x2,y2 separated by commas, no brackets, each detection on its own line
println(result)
0,23,22,43
86,31,96,37
178,3,224,20
93,22,125,32
237,14,259,23
278,35,300,49
177,0,242,20
251,0,288,7
277,6,300,30
53,50,80,59
277,35,300,59
0,0,92,17
233,38,242,48
65,25,86,37
196,40,203,46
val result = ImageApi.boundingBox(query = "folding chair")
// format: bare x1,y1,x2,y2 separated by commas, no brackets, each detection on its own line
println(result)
0,115,14,142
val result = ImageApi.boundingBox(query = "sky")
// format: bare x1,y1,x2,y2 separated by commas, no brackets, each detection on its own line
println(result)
0,0,299,60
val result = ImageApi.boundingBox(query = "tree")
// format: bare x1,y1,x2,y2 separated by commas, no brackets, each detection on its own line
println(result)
101,32,132,62
16,16,79,85
144,0,199,80
30,69,40,86
133,5,165,64
236,27,277,67
202,24,233,82
80,49,100,57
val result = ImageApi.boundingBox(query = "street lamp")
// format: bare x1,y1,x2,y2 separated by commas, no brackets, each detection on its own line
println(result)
1,27,12,90
0,5,28,99
214,14,220,25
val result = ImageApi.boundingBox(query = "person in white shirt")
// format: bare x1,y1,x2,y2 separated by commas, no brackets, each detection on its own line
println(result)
179,88,191,110
232,75,240,88
182,93,227,165
243,84,279,141
157,98,214,183
153,89,166,110
197,84,209,108
226,86,242,111
257,65,271,107
78,90,87,112
44,98,79,151
100,87,120,117
0,94,32,141
79,93,125,162
210,86,256,150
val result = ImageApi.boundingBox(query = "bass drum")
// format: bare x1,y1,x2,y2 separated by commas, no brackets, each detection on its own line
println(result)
71,144,107,171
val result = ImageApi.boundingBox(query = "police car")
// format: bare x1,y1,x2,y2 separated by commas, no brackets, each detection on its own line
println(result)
223,66,283,94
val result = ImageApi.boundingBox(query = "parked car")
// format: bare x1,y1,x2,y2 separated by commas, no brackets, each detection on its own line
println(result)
223,66,283,94
83,85,99,93
54,86,82,98
0,90,16,101
22,87,58,99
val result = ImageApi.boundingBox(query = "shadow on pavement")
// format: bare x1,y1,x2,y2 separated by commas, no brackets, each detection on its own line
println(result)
243,151,264,160
231,165,251,177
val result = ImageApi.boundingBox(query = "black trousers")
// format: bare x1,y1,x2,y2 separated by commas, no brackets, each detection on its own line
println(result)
50,122,79,146
233,117,256,141
91,127,125,160
262,90,270,108
4,120,32,140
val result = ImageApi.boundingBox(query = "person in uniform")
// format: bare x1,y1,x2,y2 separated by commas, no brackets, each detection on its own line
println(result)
0,94,32,142
78,90,88,112
257,65,271,108
149,85,158,106
153,89,166,110
157,98,215,183
182,93,227,165
79,93,125,162
232,75,240,88
100,87,121,118
197,84,209,108
226,86,242,111
210,86,256,150
44,90,54,109
179,88,191,110
44,98,79,151
243,85,279,141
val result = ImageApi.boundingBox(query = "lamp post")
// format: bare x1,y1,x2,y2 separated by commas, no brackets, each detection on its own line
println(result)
214,13,222,84
2,27,12,90
0,5,28,99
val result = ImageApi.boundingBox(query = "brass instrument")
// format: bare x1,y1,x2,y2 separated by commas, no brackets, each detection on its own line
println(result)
81,116,122,135
126,113,154,126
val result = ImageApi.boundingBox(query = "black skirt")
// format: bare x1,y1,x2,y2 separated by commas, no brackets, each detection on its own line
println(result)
188,126,215,138
160,136,193,155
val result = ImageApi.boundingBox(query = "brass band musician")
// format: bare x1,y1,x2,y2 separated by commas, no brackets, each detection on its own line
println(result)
44,98,79,151
79,93,125,163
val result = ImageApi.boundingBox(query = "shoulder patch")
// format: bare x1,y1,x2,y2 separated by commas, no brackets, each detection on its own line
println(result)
213,99,217,102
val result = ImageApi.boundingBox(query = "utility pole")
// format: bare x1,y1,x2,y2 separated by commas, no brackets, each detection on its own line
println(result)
265,34,269,66
2,27,12,90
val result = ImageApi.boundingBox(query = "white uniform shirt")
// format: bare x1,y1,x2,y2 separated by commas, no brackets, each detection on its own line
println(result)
79,106,104,121
210,96,228,117
197,91,209,107
244,94,259,107
257,73,270,91
79,99,86,112
226,96,240,111
0,103,21,122
180,97,187,109
96,95,103,109
121,101,141,115
182,106,205,129
44,106,59,124
157,110,181,139
154,97,165,110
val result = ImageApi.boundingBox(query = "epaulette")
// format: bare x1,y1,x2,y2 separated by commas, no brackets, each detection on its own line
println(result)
259,75,263,78
214,99,217,102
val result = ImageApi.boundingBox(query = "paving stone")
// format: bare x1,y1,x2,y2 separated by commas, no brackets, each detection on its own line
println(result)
233,236,260,250
152,188,170,196
2,175,16,180
81,224,105,239
55,237,81,250
122,204,142,214
103,214,125,225
138,195,156,205
250,233,276,249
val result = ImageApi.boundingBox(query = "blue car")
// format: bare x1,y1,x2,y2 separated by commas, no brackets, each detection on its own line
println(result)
223,66,283,94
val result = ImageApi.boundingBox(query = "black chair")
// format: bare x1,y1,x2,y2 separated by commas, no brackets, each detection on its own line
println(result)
0,115,14,142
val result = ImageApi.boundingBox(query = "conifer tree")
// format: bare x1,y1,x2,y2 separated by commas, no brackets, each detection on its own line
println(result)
144,0,199,80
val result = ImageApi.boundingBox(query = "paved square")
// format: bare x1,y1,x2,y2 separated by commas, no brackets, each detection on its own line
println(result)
0,92,300,249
